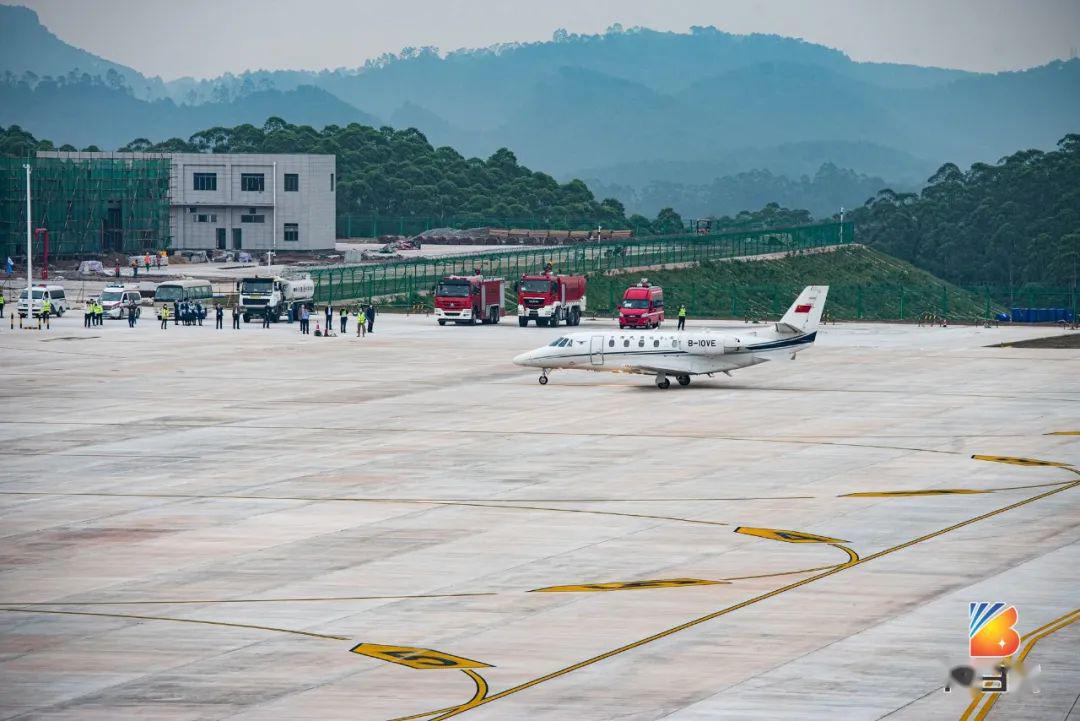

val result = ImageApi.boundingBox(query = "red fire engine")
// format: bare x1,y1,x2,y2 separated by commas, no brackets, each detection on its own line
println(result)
516,272,586,327
434,275,506,325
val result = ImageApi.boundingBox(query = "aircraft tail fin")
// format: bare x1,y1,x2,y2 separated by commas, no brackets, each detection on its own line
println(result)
777,286,829,334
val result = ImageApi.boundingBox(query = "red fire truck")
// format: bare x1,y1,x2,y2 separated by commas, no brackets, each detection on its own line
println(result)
618,280,664,329
516,272,586,327
434,275,506,325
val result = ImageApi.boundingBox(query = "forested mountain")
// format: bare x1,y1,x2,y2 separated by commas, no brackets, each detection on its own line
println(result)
2,5,1077,191
0,74,376,151
0,5,162,97
849,134,1080,288
588,163,894,219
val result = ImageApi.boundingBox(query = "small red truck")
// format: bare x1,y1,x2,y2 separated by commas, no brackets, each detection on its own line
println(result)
434,275,506,325
618,280,664,329
516,272,587,327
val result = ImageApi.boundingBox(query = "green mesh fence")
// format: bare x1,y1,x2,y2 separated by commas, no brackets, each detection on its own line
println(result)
308,222,851,303
0,156,171,258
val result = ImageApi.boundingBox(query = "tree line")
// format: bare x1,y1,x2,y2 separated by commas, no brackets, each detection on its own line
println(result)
1,119,688,232
847,134,1080,288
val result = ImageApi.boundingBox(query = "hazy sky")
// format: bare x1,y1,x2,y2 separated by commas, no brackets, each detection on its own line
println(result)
11,0,1080,79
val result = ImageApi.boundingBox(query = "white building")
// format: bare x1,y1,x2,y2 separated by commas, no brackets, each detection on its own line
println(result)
38,151,337,252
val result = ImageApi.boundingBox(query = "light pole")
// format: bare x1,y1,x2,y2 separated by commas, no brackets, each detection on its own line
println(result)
269,161,277,267
24,163,32,299
839,206,845,244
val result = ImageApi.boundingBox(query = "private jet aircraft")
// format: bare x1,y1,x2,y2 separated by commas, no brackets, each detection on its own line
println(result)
513,285,828,388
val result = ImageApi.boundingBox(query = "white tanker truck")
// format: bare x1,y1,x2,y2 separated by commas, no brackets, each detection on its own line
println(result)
237,273,315,322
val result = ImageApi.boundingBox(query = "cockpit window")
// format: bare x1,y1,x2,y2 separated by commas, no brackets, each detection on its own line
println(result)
549,337,571,347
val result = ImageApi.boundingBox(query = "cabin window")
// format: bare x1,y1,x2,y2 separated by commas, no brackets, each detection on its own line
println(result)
638,337,645,347
653,339,660,348
671,339,678,348
608,338,614,347
623,338,630,348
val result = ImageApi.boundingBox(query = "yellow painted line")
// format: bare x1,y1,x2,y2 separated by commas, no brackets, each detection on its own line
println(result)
350,643,492,670
960,608,1080,721
428,480,1080,719
1044,431,1080,435
734,526,848,544
0,607,348,640
842,489,989,497
971,454,1072,468
531,578,727,593
386,670,489,721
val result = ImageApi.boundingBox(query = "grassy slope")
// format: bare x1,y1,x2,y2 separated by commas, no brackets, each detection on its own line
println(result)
585,245,998,321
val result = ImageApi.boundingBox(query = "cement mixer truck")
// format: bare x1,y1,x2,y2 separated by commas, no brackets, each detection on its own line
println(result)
238,273,315,322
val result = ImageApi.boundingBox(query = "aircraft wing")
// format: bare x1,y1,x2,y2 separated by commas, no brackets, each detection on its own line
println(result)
614,362,692,376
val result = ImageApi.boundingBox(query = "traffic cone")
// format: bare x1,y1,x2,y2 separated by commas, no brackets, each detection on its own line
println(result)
314,321,321,337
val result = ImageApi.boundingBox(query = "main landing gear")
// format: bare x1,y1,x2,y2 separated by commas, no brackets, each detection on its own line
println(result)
655,374,691,389
538,369,550,385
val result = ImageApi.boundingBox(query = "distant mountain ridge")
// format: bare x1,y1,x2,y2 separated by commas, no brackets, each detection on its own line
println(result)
1,5,1077,220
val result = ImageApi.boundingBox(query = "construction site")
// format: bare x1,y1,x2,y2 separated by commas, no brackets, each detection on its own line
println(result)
0,155,171,258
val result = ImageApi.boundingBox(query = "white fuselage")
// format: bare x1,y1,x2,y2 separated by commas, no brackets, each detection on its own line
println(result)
513,326,818,377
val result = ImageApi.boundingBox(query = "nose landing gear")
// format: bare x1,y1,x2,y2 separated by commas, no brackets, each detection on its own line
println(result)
538,369,550,385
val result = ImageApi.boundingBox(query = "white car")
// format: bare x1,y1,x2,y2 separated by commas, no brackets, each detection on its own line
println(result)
17,284,69,318
99,287,143,319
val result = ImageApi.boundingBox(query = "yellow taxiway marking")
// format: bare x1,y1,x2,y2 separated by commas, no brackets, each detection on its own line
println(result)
971,454,1073,468
531,578,727,593
386,669,490,721
1044,431,1080,435
350,643,492,670
427,476,1079,719
0,607,348,640
960,607,1080,721
734,526,848,544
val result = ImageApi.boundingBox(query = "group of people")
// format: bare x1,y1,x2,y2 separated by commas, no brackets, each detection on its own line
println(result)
83,299,105,327
173,300,207,326
297,303,376,337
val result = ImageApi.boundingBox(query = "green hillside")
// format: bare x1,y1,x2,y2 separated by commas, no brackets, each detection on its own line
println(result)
586,245,1000,321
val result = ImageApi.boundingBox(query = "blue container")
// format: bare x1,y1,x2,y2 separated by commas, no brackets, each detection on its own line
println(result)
1053,308,1066,322
1011,308,1024,322
1024,308,1035,323
1039,308,1052,322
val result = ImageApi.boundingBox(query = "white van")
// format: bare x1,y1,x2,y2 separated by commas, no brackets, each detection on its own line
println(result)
99,286,143,319
17,284,69,318
154,279,214,318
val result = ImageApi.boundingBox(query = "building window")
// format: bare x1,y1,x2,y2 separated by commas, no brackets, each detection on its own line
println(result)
284,173,299,192
330,173,334,191
284,223,299,241
241,214,265,223
194,213,218,223
193,172,217,191
241,173,265,192
189,207,197,213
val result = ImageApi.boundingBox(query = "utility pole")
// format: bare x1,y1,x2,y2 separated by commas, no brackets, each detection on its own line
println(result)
269,160,277,267
839,207,844,244
24,163,32,299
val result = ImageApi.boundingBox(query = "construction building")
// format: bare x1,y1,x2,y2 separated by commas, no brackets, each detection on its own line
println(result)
0,154,170,258
1,151,336,258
